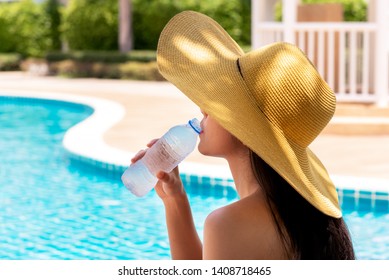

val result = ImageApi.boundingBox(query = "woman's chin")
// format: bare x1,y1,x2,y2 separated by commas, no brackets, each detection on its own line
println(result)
197,146,206,156
197,145,209,156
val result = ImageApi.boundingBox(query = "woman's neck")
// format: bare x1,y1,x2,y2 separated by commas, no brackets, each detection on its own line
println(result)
226,151,261,199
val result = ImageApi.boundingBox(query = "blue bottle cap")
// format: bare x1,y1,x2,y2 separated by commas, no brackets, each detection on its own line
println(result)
188,118,202,134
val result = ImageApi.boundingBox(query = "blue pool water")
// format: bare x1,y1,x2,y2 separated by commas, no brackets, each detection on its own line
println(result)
1,96,389,260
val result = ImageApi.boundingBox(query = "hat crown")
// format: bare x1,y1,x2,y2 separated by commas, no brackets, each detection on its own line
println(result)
239,43,336,147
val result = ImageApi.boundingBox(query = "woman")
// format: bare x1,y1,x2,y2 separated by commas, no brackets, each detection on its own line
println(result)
132,11,355,259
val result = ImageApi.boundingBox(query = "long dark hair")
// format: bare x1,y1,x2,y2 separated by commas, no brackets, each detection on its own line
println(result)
250,151,355,260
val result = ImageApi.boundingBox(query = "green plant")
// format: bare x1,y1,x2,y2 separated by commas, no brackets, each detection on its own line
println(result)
126,50,157,63
240,0,251,45
194,0,250,46
62,0,118,51
0,16,13,53
48,59,163,80
0,0,51,57
43,0,62,51
275,0,367,22
0,53,22,71
119,61,164,81
46,51,128,63
49,60,80,77
337,0,367,21
198,0,243,42
132,0,250,49
132,0,181,50
45,50,156,63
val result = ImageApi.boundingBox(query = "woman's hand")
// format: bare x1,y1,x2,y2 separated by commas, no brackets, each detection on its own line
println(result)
132,140,201,259
130,139,186,201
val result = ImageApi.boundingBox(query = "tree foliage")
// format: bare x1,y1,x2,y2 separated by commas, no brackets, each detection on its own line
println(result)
132,0,251,49
0,0,51,57
44,0,62,51
62,0,118,51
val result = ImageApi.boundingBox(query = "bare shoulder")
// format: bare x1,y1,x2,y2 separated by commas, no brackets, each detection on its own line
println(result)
203,192,288,259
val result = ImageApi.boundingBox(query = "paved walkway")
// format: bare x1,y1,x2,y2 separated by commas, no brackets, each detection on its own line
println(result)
1,72,389,187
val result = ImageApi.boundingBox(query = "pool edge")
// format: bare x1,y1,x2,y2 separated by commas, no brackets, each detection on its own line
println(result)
1,90,388,195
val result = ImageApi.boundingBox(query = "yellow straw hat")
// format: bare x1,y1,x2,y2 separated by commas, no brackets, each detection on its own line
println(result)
157,11,341,218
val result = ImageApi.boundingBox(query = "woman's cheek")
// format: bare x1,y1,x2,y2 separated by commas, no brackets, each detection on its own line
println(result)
199,136,221,157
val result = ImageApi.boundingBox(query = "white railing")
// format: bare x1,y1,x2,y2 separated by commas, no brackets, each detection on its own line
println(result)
251,0,389,107
253,22,378,103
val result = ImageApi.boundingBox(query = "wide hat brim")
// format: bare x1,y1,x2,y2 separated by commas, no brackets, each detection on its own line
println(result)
157,11,341,218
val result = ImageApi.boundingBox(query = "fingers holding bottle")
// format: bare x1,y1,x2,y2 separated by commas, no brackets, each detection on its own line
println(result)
155,166,185,200
130,138,159,164
122,119,200,197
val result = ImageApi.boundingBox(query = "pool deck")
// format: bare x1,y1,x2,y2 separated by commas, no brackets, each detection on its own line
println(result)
1,71,389,190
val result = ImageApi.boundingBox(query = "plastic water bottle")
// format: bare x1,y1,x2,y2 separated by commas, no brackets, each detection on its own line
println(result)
121,118,202,197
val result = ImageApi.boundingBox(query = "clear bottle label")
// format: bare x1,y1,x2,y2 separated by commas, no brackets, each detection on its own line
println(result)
142,136,182,175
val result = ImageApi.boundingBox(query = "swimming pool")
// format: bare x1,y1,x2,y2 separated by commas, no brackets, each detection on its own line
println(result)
1,95,388,260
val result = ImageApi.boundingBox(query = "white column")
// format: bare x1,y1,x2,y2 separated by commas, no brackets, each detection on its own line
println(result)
283,0,297,44
251,0,278,49
251,0,260,49
374,0,389,107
